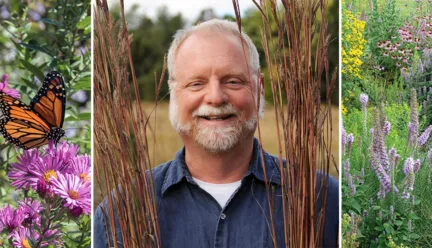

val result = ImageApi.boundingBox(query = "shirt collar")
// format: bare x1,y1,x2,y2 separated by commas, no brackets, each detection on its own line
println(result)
161,138,281,196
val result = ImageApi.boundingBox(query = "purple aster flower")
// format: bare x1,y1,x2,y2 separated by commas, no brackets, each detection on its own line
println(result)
360,93,369,107
0,205,24,233
45,141,79,169
50,173,91,215
10,227,34,248
383,121,391,136
0,74,21,98
418,125,432,146
68,155,91,182
364,210,368,216
18,198,42,228
69,206,84,217
8,141,79,192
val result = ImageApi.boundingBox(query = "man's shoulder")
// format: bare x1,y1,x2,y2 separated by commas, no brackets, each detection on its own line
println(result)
150,160,175,183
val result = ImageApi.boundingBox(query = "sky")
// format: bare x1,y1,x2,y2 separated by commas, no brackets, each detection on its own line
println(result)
107,0,257,21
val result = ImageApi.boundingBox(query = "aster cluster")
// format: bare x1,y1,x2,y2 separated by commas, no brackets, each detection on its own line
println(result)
2,141,90,246
8,141,91,215
0,199,61,247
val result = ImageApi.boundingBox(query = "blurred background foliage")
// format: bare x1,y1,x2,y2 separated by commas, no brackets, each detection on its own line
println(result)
0,1,91,246
110,0,339,104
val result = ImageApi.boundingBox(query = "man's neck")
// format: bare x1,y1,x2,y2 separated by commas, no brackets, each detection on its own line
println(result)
183,136,254,184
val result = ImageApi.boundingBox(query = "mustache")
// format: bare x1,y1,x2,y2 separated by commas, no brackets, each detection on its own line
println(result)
192,104,240,118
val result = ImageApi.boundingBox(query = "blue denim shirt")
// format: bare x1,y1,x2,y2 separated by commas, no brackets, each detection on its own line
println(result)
94,139,339,247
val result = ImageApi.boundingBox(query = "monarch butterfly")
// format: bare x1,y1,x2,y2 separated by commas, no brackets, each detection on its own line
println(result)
0,71,66,149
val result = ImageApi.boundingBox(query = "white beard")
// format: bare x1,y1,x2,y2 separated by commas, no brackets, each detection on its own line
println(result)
169,97,257,153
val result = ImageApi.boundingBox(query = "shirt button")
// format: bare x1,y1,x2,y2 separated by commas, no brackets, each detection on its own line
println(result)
220,213,226,220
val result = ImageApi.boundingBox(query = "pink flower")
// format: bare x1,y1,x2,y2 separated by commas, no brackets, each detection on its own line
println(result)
50,173,91,215
0,74,21,98
0,205,24,234
7,141,79,192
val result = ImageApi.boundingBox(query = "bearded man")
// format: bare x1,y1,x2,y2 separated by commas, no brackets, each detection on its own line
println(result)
94,19,339,248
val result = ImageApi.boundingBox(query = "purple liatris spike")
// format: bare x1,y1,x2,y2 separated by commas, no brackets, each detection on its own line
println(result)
409,88,419,145
395,154,400,166
404,157,414,176
418,125,432,146
360,93,368,108
413,159,421,173
347,134,354,155
383,121,391,136
342,128,347,154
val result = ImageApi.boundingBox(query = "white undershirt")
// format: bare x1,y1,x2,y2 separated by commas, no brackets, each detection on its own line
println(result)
193,177,242,208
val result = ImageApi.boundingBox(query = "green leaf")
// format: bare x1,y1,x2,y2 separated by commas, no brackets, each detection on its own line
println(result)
77,16,91,29
19,60,44,82
372,205,381,211
65,112,91,122
20,43,55,57
73,77,91,90
350,199,362,213
40,18,63,27
409,233,420,239
394,220,403,226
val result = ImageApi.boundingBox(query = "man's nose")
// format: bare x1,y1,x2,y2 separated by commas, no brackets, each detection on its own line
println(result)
204,80,228,106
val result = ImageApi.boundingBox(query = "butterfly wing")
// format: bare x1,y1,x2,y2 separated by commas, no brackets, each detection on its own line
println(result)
0,93,52,149
31,71,66,128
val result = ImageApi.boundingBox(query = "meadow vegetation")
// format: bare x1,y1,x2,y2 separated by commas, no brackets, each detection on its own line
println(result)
342,0,432,247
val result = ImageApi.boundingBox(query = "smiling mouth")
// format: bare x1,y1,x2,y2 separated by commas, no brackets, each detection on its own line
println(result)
199,114,236,120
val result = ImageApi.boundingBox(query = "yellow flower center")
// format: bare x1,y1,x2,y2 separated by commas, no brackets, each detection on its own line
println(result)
22,239,31,248
43,170,57,183
80,173,90,182
68,190,79,200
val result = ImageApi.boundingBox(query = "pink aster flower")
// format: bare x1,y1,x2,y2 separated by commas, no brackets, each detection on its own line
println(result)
50,173,91,215
8,141,78,193
18,198,42,228
10,227,34,248
0,74,21,99
8,149,64,192
0,205,24,234
68,155,91,182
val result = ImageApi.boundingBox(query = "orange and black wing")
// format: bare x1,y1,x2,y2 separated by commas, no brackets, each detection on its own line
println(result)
31,71,66,128
0,93,53,149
